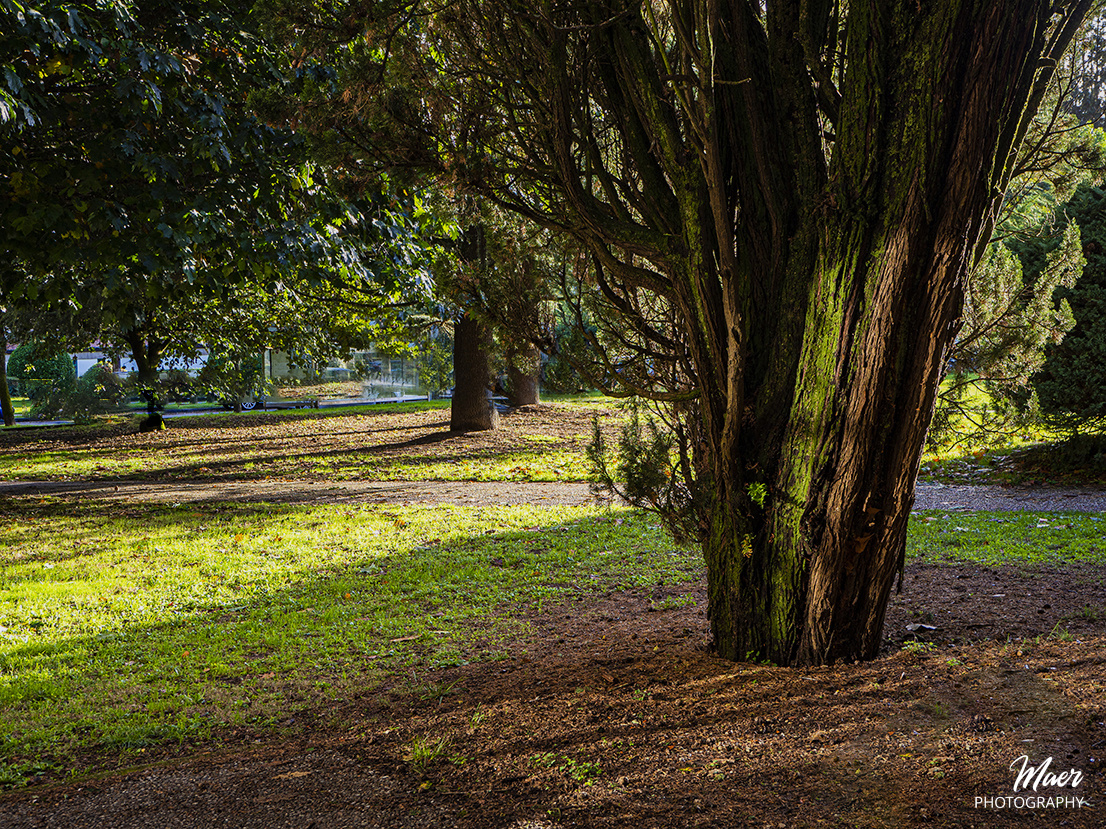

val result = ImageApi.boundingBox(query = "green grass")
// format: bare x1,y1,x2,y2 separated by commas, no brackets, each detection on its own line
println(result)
907,510,1106,567
0,438,590,483
3,500,1101,788
366,449,591,481
0,500,697,784
0,399,608,482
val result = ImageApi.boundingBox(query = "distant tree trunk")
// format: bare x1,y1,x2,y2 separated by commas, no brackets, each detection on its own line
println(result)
124,330,166,431
506,344,540,406
450,313,498,431
0,327,14,427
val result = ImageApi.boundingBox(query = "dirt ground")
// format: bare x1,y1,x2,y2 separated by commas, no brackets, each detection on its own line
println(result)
1,566,1102,827
1,406,1104,827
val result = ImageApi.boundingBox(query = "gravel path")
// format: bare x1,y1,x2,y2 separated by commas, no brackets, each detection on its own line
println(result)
2,479,1106,511
913,483,1106,512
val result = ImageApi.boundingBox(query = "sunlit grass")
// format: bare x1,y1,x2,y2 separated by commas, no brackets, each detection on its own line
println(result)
908,510,1106,568
0,400,611,483
0,500,697,784
3,493,1105,786
0,441,593,483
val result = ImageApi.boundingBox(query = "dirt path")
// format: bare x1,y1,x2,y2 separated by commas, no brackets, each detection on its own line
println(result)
3,478,1106,511
0,479,604,506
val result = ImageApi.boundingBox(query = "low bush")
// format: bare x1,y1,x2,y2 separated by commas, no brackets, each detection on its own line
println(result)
6,343,76,419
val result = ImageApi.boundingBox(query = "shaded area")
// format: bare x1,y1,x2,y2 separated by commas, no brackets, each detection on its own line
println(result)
0,479,602,506
1,563,1104,828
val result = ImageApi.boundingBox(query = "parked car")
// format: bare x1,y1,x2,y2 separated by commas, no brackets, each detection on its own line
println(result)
220,394,265,411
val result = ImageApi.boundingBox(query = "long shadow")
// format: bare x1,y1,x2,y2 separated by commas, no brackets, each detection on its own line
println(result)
0,504,703,770
0,435,576,489
0,405,452,448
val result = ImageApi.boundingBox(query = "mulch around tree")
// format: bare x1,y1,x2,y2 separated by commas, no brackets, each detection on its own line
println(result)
1,562,1103,828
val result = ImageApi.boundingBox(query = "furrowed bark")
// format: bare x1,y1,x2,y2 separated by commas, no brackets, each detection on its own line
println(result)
319,0,1094,666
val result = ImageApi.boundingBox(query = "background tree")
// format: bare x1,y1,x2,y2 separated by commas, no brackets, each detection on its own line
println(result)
2,0,444,426
1064,11,1106,126
1020,183,1106,432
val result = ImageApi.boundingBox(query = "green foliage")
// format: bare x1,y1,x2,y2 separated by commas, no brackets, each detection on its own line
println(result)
541,319,594,394
587,399,699,541
932,224,1083,449
70,364,124,424
415,331,453,398
158,369,196,404
197,351,270,410
6,342,75,419
746,482,768,509
1016,432,1106,479
2,0,442,394
1025,184,1106,432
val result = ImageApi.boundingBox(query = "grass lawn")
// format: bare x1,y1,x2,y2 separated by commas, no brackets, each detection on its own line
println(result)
4,398,32,420
1,492,1105,787
0,499,699,785
0,399,607,483
2,399,1105,819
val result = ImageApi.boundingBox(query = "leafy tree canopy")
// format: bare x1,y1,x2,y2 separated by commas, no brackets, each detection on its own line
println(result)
2,0,451,394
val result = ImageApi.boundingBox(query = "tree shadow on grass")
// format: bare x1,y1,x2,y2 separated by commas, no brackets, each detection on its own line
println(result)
3,563,1105,827
0,502,700,783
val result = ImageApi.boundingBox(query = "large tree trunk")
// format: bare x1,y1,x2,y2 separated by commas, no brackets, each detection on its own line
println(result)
450,313,498,431
506,344,540,406
0,327,14,427
124,330,166,430
689,1,1071,666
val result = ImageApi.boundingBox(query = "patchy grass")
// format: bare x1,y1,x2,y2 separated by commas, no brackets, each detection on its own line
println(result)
907,510,1106,568
4,498,1104,786
0,500,697,784
0,400,613,483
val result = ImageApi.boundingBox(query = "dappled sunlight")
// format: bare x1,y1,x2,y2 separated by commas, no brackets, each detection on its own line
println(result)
0,500,700,781
0,405,614,484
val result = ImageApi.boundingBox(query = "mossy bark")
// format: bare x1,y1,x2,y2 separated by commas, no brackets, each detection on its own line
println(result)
343,0,1091,665
628,0,1072,666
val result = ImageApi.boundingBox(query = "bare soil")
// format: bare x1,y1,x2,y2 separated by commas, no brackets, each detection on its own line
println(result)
1,406,1104,827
